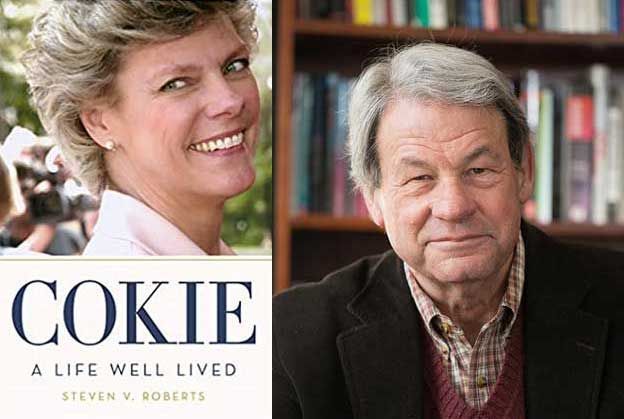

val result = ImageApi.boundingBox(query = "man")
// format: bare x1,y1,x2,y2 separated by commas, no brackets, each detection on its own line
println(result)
273,43,624,418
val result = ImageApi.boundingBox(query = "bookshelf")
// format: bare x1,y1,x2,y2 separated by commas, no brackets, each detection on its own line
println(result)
275,1,624,293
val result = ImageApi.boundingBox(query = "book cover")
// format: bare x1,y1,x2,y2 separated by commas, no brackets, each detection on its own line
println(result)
0,2,274,417
1,258,271,418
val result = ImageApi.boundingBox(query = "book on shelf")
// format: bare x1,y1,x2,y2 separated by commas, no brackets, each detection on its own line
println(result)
591,64,609,225
296,0,624,34
291,72,370,218
523,65,624,226
564,82,594,223
535,87,555,224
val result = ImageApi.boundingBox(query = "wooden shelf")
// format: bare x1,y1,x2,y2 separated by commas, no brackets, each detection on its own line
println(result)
291,214,381,232
294,20,624,73
537,222,624,240
291,214,624,240
295,20,624,46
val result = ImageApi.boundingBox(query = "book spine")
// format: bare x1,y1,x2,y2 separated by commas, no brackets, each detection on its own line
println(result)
386,0,394,24
564,92,594,223
510,0,525,30
601,0,611,32
329,0,348,21
412,0,430,27
465,0,482,28
310,75,328,213
536,88,555,224
499,0,510,29
447,0,458,26
332,77,352,216
293,73,314,214
291,74,304,214
430,0,449,28
314,0,332,18
551,82,565,221
541,0,557,31
483,0,500,30
345,0,354,21
455,0,466,26
561,0,573,32
525,70,541,133
590,64,610,225
325,73,341,214
373,0,389,24
525,0,539,29
353,0,374,24
391,0,409,26
607,107,623,221
587,0,601,33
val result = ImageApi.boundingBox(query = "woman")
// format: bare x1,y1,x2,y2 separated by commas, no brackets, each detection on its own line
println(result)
22,0,260,255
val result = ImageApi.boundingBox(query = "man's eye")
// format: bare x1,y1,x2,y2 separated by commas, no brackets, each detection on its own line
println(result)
224,58,250,74
468,168,488,175
412,175,433,182
160,78,188,92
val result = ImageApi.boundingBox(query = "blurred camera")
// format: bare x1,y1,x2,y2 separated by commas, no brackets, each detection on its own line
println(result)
28,189,97,224
14,149,97,224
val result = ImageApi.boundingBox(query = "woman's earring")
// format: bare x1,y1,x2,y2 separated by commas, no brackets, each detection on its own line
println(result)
104,140,116,151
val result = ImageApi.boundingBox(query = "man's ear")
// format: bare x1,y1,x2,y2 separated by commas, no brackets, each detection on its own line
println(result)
518,141,535,204
79,106,115,149
364,187,385,230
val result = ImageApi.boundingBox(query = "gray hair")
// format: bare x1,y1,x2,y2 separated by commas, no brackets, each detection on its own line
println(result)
347,42,530,195
22,0,257,195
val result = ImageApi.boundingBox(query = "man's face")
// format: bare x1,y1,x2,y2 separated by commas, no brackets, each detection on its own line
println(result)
368,100,533,285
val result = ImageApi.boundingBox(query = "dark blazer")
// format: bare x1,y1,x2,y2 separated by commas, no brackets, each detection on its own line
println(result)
273,222,624,418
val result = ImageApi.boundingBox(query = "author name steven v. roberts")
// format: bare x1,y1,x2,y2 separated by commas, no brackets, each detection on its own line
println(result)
62,390,206,402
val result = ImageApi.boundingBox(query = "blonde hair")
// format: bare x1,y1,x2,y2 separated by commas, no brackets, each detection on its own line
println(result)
22,0,257,195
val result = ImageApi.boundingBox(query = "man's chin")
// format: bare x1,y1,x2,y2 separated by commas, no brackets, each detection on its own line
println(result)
425,256,496,284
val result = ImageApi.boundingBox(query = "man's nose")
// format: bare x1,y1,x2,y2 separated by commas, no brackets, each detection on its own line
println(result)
202,76,244,119
430,179,477,222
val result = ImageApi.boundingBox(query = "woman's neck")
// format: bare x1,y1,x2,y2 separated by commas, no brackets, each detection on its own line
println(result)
108,181,226,255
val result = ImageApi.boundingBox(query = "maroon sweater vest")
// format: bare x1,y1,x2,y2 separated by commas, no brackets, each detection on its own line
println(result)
422,313,526,419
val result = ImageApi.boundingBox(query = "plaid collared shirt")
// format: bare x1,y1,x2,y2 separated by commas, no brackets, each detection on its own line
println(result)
405,233,525,409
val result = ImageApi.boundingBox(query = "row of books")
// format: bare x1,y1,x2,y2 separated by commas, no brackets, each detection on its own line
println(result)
298,0,624,34
291,68,624,225
522,66,624,225
291,73,368,217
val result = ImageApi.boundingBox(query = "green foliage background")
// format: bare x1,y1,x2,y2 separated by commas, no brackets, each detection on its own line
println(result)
0,0,273,252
